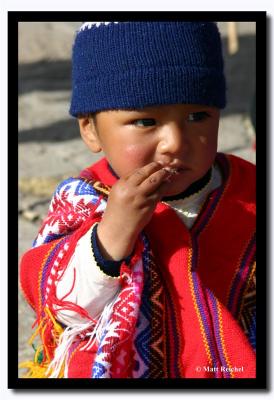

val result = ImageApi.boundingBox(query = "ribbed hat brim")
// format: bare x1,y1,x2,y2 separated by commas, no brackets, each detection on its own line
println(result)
70,66,226,116
70,22,226,116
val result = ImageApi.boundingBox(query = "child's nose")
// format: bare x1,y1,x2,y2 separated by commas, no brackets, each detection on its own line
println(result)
157,123,189,156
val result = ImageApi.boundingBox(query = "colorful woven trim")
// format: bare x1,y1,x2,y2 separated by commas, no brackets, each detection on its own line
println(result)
133,236,167,378
227,233,256,350
227,233,256,318
33,177,106,247
207,291,234,378
192,153,230,235
38,238,68,316
133,235,184,378
238,265,256,350
188,154,234,378
20,176,107,378
91,244,144,378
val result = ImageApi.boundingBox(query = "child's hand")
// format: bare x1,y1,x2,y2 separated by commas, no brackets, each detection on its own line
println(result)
96,161,172,261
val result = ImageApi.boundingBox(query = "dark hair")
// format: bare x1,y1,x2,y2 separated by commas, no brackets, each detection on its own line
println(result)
89,112,97,123
77,112,97,125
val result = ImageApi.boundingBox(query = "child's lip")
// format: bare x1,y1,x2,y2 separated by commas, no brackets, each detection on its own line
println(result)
163,167,179,174
163,165,190,174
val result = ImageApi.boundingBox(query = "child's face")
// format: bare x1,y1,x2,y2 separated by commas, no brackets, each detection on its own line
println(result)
79,103,220,197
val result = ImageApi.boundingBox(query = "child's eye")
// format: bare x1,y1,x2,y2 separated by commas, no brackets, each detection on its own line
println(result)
187,112,210,122
132,118,156,127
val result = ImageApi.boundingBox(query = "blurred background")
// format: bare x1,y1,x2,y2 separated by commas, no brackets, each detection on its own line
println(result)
18,21,256,374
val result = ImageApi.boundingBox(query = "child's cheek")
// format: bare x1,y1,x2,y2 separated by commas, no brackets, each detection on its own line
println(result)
123,144,150,167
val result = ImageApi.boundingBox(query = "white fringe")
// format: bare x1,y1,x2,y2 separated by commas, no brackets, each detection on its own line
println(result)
46,292,119,378
46,320,95,378
81,293,119,351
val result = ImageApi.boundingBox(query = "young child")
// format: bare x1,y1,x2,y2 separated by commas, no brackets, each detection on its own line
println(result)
20,21,256,379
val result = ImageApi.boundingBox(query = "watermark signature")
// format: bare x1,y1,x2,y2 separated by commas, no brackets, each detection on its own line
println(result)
195,365,244,373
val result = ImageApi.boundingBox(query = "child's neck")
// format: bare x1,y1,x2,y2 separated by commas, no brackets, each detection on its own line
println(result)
162,168,212,201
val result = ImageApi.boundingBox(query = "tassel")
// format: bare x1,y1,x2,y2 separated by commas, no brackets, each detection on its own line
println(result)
46,320,96,378
19,307,65,378
19,344,65,378
19,361,49,378
47,291,119,377
81,291,119,351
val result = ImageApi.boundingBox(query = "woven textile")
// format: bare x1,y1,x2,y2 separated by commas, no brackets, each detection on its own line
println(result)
20,153,256,378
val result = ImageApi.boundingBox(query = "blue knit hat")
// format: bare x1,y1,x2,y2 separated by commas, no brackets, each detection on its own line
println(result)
69,21,226,117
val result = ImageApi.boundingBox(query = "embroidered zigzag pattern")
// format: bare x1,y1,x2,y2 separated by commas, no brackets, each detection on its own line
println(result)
91,261,143,378
133,246,152,378
239,272,256,350
133,240,166,378
149,254,166,378
33,178,106,247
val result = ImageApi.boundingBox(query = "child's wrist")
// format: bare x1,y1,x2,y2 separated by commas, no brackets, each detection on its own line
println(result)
91,224,133,277
96,220,137,261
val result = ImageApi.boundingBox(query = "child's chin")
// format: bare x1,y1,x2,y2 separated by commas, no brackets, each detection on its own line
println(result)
161,183,190,198
161,170,196,197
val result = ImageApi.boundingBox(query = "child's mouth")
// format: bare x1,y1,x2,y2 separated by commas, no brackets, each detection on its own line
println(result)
163,167,180,174
163,166,189,174
162,166,189,183
164,167,183,183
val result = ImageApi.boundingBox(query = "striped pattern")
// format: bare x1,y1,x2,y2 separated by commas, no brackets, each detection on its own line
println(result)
192,153,230,236
147,252,166,377
44,241,70,306
163,263,184,377
38,238,66,316
91,256,144,378
133,241,151,378
188,154,234,377
207,291,233,378
134,237,167,377
227,233,256,350
227,234,256,317
134,236,184,378
238,267,256,350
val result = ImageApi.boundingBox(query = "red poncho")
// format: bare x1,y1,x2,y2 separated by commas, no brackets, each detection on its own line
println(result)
20,153,256,378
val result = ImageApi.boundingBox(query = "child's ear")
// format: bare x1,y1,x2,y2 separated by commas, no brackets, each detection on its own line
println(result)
78,117,102,153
